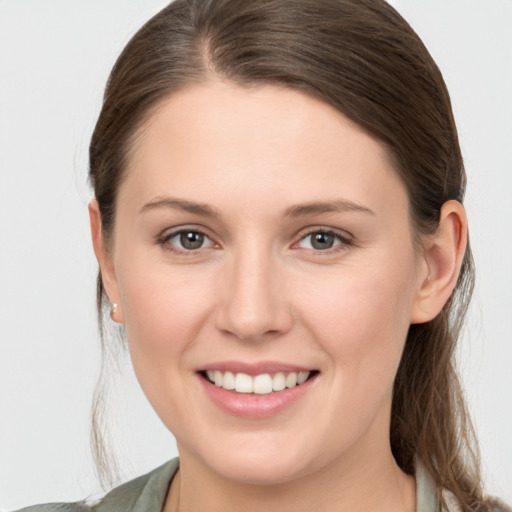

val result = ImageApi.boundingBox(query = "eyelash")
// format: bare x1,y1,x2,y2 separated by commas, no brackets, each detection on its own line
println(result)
156,227,354,255
156,227,214,255
295,229,353,253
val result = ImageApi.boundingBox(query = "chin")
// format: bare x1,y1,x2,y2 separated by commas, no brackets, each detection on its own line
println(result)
189,433,324,486
212,454,310,486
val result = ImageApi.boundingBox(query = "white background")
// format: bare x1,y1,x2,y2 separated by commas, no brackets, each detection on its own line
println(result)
0,0,511,509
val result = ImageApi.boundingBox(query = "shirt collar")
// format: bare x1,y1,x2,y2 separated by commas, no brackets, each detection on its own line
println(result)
128,458,441,512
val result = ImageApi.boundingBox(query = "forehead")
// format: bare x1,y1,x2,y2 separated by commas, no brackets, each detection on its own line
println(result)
121,80,407,218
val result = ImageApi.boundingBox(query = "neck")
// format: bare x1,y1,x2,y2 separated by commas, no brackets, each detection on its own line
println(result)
164,446,416,512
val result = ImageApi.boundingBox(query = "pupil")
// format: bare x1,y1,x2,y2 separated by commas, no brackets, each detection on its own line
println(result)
180,232,204,250
312,232,334,250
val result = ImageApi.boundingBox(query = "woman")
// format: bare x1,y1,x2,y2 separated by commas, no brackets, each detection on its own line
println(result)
15,0,510,511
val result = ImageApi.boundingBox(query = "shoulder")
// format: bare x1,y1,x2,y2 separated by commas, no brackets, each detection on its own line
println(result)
93,458,179,511
13,504,91,512
14,458,180,512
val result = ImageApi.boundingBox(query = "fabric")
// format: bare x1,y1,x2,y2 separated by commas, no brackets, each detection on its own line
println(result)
14,458,510,512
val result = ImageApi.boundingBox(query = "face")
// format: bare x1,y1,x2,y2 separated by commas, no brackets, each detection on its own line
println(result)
100,81,426,485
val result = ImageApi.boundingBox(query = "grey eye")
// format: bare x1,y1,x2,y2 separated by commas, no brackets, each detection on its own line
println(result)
163,230,213,251
310,232,336,250
179,231,205,250
297,231,346,251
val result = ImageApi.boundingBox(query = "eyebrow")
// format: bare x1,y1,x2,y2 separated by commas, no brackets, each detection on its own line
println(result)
284,199,375,217
140,197,221,218
140,196,375,218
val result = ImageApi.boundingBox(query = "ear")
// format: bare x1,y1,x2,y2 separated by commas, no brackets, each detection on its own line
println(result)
410,200,468,324
89,199,125,324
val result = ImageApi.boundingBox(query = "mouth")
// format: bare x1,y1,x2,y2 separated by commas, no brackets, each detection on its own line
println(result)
196,362,320,418
200,369,318,395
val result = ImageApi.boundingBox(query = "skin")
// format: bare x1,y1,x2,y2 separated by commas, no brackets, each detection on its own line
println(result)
90,80,467,512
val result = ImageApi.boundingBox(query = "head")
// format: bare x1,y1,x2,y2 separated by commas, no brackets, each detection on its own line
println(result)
89,0,478,507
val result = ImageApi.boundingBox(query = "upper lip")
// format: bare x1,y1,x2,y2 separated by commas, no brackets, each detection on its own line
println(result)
197,360,315,376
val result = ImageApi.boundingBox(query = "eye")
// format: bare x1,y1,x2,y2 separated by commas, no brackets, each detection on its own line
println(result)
159,229,215,252
297,230,351,251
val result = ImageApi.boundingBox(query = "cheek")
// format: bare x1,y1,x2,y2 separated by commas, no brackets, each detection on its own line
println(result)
297,256,417,384
114,260,218,429
115,255,214,369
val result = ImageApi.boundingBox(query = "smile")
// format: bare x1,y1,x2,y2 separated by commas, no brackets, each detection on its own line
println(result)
197,362,319,418
204,370,312,394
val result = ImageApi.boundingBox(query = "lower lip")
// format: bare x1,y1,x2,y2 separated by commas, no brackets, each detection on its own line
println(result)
198,374,317,419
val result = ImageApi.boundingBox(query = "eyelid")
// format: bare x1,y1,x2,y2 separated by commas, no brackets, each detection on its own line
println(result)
292,226,354,251
155,224,354,254
156,225,218,254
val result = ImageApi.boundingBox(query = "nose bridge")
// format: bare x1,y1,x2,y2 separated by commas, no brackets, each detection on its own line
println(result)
215,239,292,340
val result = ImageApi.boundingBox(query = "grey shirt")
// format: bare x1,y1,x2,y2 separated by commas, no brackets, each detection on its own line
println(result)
15,458,509,512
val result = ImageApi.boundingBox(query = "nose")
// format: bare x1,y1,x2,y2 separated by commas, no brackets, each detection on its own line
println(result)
214,246,293,342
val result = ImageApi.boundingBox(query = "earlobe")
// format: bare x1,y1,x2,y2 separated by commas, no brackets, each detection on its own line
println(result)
88,199,124,324
410,200,468,324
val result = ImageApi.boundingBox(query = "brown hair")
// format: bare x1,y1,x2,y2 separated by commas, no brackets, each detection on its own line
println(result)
89,0,485,509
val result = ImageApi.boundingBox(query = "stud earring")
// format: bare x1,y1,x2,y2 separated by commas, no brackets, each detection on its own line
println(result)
110,302,118,320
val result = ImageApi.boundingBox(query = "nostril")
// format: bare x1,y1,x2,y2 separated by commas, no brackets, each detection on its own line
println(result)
213,276,293,341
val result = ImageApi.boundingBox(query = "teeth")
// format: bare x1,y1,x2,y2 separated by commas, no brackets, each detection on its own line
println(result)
205,370,311,394
297,372,309,384
272,372,286,391
235,373,253,393
254,374,273,394
223,371,235,390
286,372,297,388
